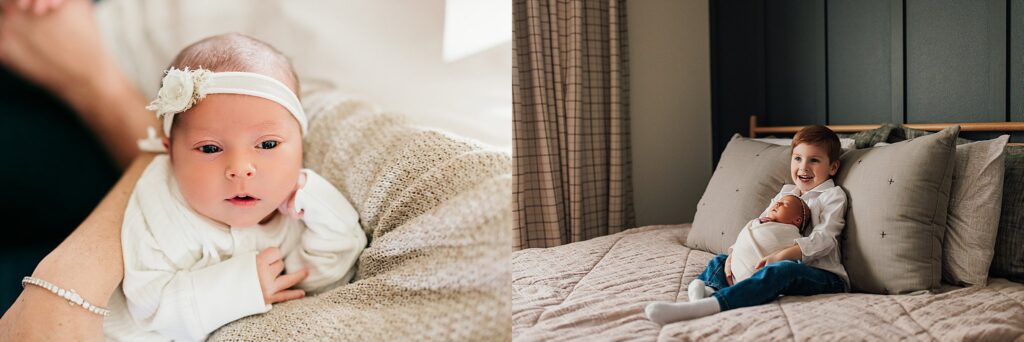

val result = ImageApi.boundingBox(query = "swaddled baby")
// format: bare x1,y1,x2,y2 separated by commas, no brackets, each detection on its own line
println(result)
728,194,811,282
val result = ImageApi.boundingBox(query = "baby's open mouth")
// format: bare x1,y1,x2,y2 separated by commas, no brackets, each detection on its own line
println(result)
797,174,813,182
226,194,260,207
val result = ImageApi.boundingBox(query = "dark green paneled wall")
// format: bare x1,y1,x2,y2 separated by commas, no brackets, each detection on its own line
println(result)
711,0,1022,165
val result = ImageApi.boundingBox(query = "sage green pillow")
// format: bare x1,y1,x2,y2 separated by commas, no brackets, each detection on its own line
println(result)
837,126,960,294
686,134,791,254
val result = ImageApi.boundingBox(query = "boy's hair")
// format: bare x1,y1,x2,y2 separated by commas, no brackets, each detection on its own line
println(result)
168,32,300,96
791,125,842,162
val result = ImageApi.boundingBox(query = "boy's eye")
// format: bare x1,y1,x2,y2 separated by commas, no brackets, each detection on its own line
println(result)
794,156,801,161
259,140,279,149
198,145,222,154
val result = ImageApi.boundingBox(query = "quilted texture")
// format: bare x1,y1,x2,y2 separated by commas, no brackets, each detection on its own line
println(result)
687,135,791,254
513,225,1024,341
209,90,512,341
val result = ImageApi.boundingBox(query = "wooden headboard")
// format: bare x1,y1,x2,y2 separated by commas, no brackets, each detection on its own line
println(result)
748,116,1024,147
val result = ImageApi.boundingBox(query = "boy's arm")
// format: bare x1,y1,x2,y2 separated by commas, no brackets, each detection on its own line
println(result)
283,169,367,292
121,215,268,341
792,189,847,262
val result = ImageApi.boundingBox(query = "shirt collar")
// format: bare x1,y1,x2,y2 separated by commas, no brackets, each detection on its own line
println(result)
805,179,836,194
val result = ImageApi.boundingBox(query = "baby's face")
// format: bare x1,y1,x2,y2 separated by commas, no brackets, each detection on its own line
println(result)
168,94,303,227
767,195,804,226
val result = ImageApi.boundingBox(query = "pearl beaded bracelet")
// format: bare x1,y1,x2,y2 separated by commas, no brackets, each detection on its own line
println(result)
21,276,111,317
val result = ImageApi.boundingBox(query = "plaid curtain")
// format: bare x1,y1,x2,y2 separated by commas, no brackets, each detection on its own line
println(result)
512,0,634,250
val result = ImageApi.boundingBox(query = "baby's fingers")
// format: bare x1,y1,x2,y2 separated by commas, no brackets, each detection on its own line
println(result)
273,268,309,291
269,289,305,304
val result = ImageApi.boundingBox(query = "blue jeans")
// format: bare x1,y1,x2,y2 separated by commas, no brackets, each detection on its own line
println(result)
697,253,846,311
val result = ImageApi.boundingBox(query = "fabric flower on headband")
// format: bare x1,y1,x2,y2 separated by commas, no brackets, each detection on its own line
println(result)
145,67,212,118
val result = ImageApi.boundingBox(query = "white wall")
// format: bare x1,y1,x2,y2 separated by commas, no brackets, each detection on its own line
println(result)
98,0,511,150
628,0,712,226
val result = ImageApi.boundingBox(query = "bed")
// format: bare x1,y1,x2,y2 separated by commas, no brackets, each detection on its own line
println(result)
513,119,1024,341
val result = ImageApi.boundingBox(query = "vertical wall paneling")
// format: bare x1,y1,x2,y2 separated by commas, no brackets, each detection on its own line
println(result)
905,0,1006,123
1013,0,1023,121
765,0,827,126
891,0,905,124
710,0,765,167
827,0,895,124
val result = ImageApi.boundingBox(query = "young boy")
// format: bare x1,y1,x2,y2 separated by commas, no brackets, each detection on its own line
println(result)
646,125,848,324
102,33,367,341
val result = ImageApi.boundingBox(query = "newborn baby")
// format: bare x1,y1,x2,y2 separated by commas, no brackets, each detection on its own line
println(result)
104,33,366,341
728,194,810,282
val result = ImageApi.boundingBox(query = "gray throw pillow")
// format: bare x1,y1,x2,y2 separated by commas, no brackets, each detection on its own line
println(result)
991,145,1024,282
837,126,959,294
686,134,791,254
942,136,1007,286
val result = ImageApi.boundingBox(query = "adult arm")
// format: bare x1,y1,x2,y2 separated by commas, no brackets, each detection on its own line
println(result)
0,0,157,169
0,153,154,341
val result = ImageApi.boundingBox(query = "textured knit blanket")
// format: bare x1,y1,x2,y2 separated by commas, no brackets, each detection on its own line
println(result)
209,90,511,341
513,224,1024,341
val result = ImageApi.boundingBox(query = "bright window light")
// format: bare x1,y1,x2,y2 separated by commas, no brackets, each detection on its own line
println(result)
443,0,512,62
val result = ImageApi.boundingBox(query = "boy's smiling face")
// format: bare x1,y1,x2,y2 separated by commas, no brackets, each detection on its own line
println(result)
166,94,303,227
791,143,839,192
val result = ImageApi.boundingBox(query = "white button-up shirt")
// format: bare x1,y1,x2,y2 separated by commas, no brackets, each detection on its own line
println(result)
759,179,849,288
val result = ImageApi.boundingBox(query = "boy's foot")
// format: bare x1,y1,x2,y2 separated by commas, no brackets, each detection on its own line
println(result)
645,298,722,325
687,280,706,301
687,280,718,302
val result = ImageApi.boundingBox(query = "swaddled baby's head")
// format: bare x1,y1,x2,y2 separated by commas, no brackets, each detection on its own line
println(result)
155,33,304,228
765,195,810,234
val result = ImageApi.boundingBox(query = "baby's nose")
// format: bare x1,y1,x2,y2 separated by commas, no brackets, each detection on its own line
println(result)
226,165,256,179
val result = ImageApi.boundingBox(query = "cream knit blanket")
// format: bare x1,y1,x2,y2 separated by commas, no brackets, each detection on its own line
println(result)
207,90,512,341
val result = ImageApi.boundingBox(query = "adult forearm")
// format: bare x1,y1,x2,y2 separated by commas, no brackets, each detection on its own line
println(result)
0,153,154,341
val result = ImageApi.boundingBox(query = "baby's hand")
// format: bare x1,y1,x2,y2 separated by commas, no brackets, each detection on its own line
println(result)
11,0,65,15
255,247,308,304
277,172,308,219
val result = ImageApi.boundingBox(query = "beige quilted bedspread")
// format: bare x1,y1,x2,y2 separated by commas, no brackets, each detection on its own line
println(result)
513,224,1024,341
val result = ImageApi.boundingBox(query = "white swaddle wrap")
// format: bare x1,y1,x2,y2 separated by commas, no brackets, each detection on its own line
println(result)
729,219,803,282
104,155,366,341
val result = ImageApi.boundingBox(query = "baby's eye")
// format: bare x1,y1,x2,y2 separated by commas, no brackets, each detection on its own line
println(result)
259,140,279,149
197,145,222,154
793,156,802,162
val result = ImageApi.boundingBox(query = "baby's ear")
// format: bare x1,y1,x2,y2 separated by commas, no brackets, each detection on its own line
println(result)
829,159,840,176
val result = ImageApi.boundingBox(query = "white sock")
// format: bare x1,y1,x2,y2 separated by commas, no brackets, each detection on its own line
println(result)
687,280,706,302
704,286,716,296
645,298,722,325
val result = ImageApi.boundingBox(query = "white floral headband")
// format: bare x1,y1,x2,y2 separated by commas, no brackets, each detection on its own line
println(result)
145,67,307,138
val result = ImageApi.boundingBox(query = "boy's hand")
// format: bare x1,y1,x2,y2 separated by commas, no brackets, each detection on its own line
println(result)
256,247,308,304
724,254,735,285
753,255,774,272
277,172,308,219
754,244,804,271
